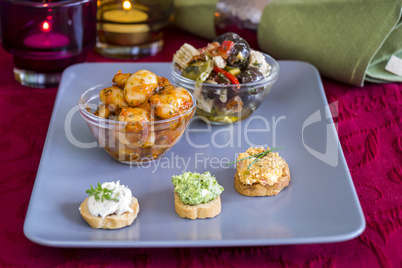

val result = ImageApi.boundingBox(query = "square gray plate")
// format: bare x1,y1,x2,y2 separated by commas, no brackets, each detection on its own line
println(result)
23,61,365,247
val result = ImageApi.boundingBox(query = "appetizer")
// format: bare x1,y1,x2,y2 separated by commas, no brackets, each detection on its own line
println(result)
94,69,193,121
172,172,224,220
173,32,272,84
231,147,290,196
79,181,139,229
172,32,276,124
88,69,194,163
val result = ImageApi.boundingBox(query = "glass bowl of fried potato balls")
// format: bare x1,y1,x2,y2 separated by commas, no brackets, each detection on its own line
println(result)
79,69,196,165
171,32,279,125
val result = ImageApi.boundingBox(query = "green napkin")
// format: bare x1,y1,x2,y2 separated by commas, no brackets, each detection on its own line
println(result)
173,0,217,40
173,0,402,86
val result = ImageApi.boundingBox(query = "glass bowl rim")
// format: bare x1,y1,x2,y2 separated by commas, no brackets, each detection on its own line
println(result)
78,81,196,127
170,52,280,91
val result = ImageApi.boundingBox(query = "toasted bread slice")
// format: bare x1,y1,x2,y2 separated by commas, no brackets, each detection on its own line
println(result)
79,196,139,229
174,192,221,220
234,163,290,196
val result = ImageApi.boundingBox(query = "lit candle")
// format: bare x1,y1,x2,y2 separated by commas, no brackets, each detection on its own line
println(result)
103,1,148,23
23,21,69,49
101,0,149,34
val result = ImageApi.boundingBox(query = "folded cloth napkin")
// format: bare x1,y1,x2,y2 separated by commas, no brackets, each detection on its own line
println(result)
173,0,402,86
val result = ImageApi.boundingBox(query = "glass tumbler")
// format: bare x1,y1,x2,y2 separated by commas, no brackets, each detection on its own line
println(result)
96,0,174,59
0,0,97,88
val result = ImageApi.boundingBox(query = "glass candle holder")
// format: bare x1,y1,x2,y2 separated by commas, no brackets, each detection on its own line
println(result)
0,0,96,88
96,0,174,59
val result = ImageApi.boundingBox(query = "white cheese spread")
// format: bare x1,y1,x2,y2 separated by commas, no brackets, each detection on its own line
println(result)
87,181,133,219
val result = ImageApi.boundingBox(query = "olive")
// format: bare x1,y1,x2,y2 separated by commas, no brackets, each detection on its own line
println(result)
237,68,264,84
237,68,265,94
226,38,250,69
213,32,240,44
206,87,217,99
213,32,251,69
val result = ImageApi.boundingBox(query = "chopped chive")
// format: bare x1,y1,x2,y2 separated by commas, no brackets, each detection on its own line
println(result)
226,147,285,169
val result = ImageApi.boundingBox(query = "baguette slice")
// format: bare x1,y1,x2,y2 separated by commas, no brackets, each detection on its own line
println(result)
174,192,221,220
79,196,139,229
234,163,291,197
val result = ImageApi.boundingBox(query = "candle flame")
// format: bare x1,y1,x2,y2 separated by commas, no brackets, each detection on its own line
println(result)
123,1,131,11
42,21,50,32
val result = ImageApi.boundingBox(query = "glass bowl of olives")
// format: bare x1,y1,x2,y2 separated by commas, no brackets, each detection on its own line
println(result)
170,32,280,125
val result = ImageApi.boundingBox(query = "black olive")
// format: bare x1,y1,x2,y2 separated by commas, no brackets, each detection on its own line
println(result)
226,38,250,69
213,32,240,44
213,32,251,69
237,68,264,83
237,68,265,94
206,88,216,99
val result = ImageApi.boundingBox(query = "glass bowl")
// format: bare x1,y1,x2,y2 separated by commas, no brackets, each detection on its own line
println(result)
170,52,279,124
78,82,196,165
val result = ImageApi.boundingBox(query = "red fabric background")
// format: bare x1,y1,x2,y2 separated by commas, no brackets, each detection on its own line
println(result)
0,26,401,267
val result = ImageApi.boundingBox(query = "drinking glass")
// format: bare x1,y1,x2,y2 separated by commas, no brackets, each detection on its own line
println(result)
0,0,97,88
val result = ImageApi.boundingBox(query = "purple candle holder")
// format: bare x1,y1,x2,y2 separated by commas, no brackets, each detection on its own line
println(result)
0,0,96,88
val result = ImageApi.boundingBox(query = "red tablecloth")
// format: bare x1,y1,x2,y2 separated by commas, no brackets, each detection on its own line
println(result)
0,26,401,267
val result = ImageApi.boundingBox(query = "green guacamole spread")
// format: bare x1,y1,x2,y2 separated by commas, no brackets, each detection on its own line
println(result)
172,172,224,205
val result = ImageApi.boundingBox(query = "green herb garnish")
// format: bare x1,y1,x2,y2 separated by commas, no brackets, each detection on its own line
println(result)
86,183,119,202
226,147,285,169
218,72,230,83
